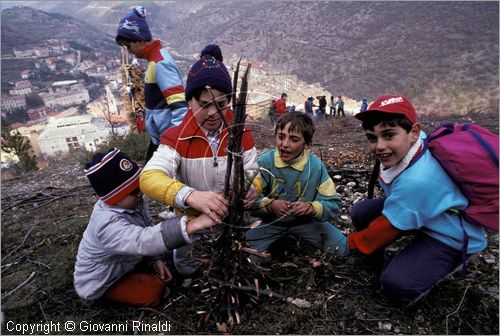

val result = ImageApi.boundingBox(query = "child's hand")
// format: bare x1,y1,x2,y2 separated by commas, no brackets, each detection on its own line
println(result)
243,185,258,209
288,201,314,217
153,260,173,282
269,199,293,217
187,213,220,235
186,191,229,222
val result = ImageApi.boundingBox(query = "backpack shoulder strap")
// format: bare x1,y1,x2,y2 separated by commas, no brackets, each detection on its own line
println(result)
367,159,380,199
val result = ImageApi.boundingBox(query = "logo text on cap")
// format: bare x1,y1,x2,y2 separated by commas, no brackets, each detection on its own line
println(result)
379,96,404,107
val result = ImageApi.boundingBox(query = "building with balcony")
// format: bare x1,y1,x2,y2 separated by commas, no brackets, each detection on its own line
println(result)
9,81,32,96
39,83,90,109
1,95,27,112
37,115,128,158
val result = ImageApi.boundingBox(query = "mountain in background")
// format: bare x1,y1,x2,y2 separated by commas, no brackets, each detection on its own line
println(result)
2,1,499,114
0,5,115,52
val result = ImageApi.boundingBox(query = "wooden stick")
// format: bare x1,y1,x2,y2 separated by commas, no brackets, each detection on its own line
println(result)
240,247,271,259
210,278,286,300
2,271,36,301
1,226,35,262
446,283,471,334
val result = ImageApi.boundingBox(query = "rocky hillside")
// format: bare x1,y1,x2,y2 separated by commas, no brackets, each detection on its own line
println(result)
0,6,115,54
3,1,499,114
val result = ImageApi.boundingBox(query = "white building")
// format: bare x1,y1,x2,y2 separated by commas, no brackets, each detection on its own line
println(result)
33,47,49,57
37,115,128,158
9,81,32,96
39,83,90,109
1,95,27,112
13,48,34,59
105,85,118,115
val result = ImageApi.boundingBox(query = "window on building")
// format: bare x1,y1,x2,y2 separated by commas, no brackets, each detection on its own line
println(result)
66,137,80,151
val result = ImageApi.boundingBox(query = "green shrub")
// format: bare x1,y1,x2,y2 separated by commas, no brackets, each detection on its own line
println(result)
76,132,150,168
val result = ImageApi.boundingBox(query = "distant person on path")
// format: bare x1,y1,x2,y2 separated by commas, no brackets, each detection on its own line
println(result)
335,95,345,117
274,93,288,119
139,44,259,277
316,95,327,121
330,95,336,116
304,97,315,121
348,95,487,303
135,107,146,133
115,6,188,162
360,96,368,112
246,112,349,261
74,148,219,307
269,99,277,125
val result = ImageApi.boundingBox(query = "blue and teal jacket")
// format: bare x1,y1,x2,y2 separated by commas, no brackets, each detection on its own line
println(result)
254,149,341,225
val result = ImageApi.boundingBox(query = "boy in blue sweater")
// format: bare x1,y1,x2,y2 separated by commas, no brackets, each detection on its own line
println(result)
246,112,349,258
348,95,487,303
115,6,188,161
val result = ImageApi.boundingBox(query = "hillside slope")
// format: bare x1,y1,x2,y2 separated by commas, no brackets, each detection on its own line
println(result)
3,1,499,114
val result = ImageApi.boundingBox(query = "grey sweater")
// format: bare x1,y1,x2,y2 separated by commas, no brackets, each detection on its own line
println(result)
74,199,189,300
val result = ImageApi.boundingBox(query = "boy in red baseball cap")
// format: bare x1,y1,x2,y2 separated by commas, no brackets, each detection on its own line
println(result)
348,95,486,304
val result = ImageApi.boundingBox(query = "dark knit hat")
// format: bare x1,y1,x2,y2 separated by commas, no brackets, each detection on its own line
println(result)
116,6,152,41
84,148,141,205
355,95,417,124
185,44,232,101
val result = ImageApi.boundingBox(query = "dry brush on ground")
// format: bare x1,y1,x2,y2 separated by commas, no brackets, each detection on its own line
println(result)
1,113,498,335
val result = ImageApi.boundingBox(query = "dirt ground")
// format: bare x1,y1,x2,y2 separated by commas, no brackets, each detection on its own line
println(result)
1,113,498,335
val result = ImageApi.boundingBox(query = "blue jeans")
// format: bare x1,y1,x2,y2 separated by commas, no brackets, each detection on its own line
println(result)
351,198,464,302
245,220,349,257
315,108,326,122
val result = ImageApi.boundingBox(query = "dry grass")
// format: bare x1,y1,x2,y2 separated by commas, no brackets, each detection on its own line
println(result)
1,114,498,335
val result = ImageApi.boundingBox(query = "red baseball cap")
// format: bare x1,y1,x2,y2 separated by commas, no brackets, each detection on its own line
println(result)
355,95,417,124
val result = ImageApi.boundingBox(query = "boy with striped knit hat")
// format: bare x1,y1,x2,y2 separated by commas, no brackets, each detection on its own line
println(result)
74,148,219,306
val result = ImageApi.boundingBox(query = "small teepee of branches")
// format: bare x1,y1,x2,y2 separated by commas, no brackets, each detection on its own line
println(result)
194,61,271,330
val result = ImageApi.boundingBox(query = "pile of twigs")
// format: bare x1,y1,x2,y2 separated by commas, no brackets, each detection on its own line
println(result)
187,61,274,330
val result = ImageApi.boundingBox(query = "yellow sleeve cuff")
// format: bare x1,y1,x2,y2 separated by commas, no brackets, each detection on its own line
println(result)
253,174,263,194
259,197,273,214
140,169,186,207
309,201,323,219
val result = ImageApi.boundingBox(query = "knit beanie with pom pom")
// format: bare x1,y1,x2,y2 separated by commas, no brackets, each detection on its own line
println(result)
185,44,232,101
116,6,152,41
